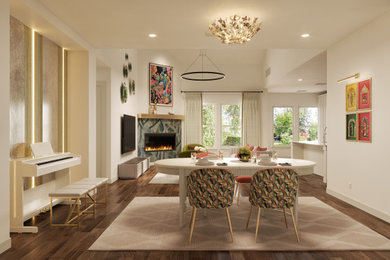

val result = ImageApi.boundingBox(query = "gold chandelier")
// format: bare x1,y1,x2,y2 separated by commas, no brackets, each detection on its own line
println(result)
209,15,262,44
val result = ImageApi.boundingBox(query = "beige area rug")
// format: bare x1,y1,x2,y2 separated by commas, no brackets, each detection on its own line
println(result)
149,173,179,184
89,196,390,251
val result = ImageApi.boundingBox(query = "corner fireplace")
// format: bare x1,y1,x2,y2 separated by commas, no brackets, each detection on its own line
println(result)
144,133,176,152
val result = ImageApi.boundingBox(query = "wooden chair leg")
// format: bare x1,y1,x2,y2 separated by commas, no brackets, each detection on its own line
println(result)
234,181,238,199
246,204,252,229
255,207,261,242
77,198,81,230
225,208,234,242
289,207,300,242
189,207,197,243
283,207,288,228
189,207,195,230
236,183,241,205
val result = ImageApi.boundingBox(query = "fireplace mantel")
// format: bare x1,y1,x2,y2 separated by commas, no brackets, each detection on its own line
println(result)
137,113,185,120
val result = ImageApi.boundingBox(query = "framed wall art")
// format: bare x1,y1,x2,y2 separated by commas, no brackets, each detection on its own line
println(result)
358,112,371,142
358,78,371,110
149,63,173,106
346,113,357,141
346,83,357,112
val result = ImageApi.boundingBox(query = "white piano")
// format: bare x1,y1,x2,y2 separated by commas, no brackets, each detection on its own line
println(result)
10,142,81,233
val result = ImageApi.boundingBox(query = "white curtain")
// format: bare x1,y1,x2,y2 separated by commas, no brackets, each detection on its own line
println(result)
185,93,202,144
242,93,261,146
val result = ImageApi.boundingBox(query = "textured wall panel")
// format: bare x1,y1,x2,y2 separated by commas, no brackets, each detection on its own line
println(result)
9,17,27,158
42,37,59,152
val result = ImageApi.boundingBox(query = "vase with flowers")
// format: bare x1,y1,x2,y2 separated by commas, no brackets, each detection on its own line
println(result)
238,146,251,162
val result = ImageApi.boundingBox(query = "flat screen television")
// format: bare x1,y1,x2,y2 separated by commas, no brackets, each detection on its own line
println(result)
121,114,136,154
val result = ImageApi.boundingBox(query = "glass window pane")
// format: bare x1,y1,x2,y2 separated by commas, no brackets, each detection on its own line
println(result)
299,107,318,127
202,126,215,147
273,107,293,127
202,104,215,125
222,126,241,146
222,104,241,126
299,126,319,141
273,126,292,146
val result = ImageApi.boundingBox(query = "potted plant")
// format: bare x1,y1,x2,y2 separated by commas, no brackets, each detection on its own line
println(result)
238,146,251,162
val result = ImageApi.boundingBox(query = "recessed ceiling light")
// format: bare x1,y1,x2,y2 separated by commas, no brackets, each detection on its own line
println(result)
297,78,303,82
148,33,157,38
301,33,310,38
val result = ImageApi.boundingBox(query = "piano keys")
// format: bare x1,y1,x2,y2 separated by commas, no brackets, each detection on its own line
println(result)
10,142,81,233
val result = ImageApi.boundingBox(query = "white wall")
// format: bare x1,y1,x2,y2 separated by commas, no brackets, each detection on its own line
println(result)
260,92,319,157
327,11,390,223
0,0,12,253
67,51,90,182
96,49,139,182
96,49,187,181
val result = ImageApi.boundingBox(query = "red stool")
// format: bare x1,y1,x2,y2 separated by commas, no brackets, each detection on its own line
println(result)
235,176,252,205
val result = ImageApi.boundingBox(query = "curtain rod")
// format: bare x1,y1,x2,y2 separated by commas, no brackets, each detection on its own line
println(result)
181,90,263,93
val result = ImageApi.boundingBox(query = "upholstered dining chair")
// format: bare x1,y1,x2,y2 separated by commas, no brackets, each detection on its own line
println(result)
234,176,252,205
246,168,300,243
187,168,235,243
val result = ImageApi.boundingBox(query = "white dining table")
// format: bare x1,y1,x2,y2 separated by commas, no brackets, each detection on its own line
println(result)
154,157,316,227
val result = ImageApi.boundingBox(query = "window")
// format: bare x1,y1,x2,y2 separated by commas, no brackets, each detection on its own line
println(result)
299,107,318,141
273,107,293,146
202,102,242,148
202,104,216,147
221,105,241,146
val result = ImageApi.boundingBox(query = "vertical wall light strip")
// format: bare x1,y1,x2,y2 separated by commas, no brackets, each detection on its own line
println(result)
62,48,65,152
31,29,35,144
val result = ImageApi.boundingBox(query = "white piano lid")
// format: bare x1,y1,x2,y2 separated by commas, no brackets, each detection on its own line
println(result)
30,142,54,157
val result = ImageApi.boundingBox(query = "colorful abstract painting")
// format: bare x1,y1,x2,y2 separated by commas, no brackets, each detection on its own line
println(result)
358,78,371,110
149,63,173,106
346,83,357,112
358,112,371,142
346,114,357,141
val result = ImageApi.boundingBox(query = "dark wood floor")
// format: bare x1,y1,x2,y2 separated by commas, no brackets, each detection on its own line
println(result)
1,167,390,260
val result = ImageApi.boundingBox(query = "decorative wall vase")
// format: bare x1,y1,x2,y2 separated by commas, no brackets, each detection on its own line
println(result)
123,65,128,78
120,82,127,103
131,80,135,95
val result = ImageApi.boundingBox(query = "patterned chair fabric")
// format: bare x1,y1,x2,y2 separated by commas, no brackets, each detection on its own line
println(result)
249,168,298,209
187,168,235,209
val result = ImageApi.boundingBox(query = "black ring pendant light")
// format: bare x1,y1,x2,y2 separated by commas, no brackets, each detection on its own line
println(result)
180,50,225,81
181,71,225,81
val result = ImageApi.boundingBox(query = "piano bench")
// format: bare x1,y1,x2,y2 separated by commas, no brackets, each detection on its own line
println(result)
48,178,108,229
73,178,109,206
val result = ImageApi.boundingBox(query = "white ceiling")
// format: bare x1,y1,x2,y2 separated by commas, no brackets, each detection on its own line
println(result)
13,0,390,93
39,0,390,50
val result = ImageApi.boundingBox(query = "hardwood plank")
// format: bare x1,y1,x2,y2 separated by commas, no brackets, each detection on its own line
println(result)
0,167,389,260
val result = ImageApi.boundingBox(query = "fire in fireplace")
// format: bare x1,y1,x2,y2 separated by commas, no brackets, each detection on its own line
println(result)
144,133,176,152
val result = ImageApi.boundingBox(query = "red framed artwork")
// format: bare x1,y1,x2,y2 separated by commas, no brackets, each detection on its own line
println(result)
358,78,371,110
358,112,371,142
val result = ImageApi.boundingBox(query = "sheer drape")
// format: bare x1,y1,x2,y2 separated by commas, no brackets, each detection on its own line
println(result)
242,93,261,145
185,93,202,144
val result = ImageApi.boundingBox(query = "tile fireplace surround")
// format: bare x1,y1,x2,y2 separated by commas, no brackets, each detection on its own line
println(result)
137,115,183,162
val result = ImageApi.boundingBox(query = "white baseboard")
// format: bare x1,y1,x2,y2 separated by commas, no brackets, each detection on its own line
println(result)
109,176,118,184
327,188,390,223
0,238,11,254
